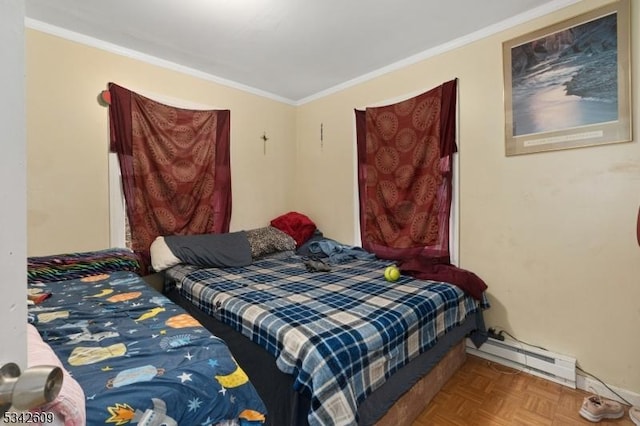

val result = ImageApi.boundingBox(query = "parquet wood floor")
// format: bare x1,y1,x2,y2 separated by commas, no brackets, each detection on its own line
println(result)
413,355,634,426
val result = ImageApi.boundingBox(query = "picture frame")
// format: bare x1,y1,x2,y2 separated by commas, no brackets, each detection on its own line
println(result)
503,0,631,156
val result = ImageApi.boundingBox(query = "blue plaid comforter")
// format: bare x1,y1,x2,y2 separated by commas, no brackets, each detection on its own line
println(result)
167,256,487,426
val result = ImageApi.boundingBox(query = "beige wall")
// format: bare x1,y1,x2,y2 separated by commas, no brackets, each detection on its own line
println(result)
295,0,640,394
26,30,296,256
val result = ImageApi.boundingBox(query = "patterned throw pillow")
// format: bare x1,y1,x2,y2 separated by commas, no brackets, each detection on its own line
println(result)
245,226,296,260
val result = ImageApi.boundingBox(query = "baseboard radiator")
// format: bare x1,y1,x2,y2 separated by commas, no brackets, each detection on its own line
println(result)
466,337,577,388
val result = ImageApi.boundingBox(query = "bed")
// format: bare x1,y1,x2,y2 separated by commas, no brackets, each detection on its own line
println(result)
160,240,488,426
26,249,267,426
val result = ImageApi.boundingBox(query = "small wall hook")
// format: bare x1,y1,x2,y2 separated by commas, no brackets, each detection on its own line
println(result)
261,132,269,155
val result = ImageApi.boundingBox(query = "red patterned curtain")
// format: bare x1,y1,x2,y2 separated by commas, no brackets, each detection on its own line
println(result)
108,83,231,273
355,79,457,263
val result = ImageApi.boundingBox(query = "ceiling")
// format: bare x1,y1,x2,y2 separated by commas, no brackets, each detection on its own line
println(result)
25,0,578,104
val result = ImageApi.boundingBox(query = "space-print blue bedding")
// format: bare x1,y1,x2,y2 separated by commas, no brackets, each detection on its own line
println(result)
28,270,266,425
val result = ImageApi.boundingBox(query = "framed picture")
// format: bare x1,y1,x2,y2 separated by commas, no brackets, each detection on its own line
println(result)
503,0,631,156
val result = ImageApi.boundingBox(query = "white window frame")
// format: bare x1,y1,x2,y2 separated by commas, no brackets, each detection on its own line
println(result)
108,153,127,248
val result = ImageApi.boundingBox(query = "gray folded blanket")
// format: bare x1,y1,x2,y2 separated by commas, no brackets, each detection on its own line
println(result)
164,231,252,268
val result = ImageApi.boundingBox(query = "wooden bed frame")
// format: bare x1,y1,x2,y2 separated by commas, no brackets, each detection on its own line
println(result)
374,340,466,425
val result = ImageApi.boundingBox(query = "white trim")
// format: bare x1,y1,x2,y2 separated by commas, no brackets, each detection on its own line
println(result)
468,337,640,407
466,337,576,389
450,85,460,266
450,156,460,266
24,18,296,106
577,372,640,407
296,0,581,105
352,118,361,246
108,153,126,248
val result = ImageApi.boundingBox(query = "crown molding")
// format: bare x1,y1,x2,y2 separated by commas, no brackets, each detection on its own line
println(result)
296,0,581,105
24,18,296,106
25,0,581,106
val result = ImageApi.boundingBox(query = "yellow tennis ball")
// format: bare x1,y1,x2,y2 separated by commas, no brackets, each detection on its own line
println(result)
384,265,400,282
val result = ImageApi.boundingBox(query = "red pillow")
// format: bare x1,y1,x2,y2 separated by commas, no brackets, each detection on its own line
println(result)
270,212,317,248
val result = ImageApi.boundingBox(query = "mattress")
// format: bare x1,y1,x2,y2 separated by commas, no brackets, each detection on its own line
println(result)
165,255,488,425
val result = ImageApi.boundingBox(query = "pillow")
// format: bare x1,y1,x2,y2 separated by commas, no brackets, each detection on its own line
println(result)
246,226,296,260
150,236,182,272
27,248,140,284
270,212,317,248
27,324,86,426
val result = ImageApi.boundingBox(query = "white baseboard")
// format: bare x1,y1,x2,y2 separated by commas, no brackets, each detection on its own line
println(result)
577,372,640,407
467,338,640,408
466,337,576,388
